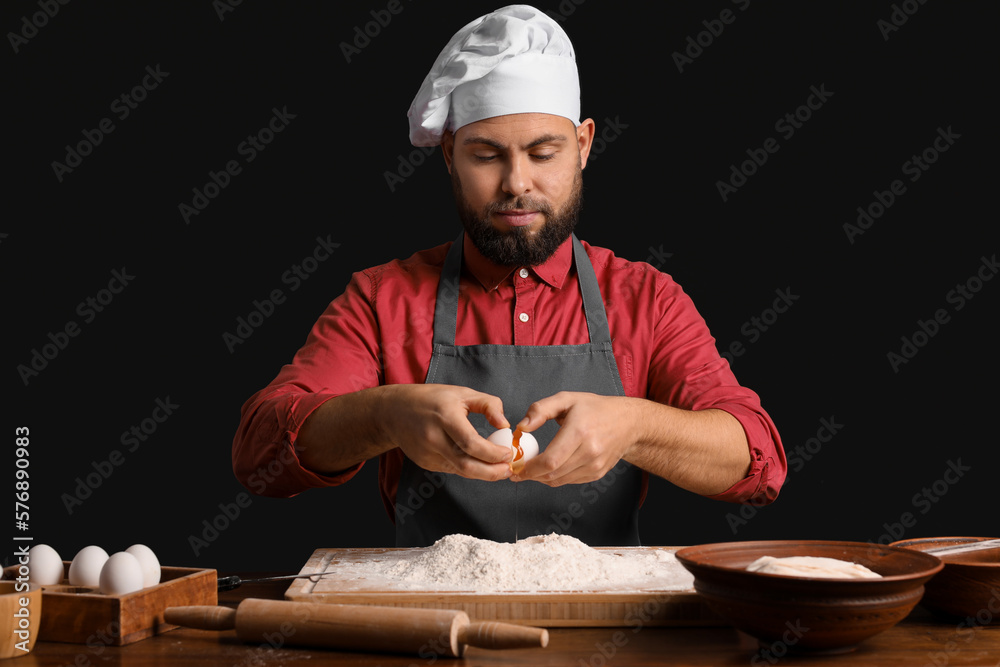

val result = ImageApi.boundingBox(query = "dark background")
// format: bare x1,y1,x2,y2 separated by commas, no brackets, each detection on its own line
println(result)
5,1,995,574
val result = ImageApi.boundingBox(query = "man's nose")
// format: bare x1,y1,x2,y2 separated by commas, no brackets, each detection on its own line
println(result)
501,155,531,197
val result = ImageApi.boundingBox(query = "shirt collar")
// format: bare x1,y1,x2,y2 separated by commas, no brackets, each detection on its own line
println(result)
462,233,573,291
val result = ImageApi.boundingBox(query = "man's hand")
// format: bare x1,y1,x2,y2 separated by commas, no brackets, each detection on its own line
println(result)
511,391,636,486
297,384,513,481
511,391,752,495
380,384,513,480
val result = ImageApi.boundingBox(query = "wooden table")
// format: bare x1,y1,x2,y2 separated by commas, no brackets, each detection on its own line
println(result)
19,573,1000,666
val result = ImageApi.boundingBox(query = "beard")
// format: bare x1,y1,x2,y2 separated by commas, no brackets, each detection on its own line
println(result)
452,167,583,267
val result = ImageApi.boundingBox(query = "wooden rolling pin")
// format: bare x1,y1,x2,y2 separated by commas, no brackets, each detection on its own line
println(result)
165,598,548,658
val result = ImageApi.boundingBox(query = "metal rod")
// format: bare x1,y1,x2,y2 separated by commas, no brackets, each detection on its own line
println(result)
921,538,1000,556
217,571,338,591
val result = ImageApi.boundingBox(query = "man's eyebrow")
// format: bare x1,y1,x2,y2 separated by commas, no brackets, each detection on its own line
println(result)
463,136,505,149
525,133,568,149
462,133,570,150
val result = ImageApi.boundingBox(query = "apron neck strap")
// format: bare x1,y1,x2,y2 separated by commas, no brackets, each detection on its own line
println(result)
433,232,613,347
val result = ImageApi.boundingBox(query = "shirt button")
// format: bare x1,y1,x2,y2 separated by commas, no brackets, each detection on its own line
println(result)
518,312,529,323
518,268,529,279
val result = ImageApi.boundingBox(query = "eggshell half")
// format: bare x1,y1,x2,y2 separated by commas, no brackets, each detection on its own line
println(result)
511,431,539,473
487,427,515,449
487,427,540,473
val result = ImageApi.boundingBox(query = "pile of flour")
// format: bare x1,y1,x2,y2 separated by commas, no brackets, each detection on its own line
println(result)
335,533,694,593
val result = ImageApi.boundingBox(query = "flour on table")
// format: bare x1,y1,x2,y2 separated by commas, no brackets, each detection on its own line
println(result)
329,533,694,593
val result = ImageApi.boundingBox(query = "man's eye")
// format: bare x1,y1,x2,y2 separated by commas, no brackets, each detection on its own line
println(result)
474,154,498,162
532,153,556,161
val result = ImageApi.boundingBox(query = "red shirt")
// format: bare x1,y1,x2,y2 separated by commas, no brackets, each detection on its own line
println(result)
232,235,786,519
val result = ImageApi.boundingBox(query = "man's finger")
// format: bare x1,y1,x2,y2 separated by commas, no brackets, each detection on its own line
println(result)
464,391,510,431
441,412,511,464
515,391,575,433
449,456,512,481
513,428,578,482
538,454,608,486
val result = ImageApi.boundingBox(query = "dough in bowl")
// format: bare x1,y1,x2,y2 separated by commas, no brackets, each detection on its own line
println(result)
746,555,882,579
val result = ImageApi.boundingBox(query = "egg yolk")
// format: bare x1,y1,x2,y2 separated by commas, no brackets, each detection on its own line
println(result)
510,429,525,473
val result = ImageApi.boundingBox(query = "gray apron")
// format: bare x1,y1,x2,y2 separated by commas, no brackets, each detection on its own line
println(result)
394,233,643,547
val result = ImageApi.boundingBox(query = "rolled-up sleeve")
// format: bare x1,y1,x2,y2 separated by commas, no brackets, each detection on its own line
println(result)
700,393,785,504
231,270,382,498
647,278,787,505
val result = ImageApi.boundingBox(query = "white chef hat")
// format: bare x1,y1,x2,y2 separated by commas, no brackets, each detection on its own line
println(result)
407,5,580,147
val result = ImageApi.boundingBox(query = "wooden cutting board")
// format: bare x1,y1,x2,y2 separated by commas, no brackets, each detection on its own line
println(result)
285,547,723,627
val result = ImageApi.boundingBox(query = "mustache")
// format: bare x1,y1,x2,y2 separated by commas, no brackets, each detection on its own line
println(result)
483,196,554,216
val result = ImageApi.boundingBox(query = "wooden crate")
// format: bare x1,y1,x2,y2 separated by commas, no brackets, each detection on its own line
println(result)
4,563,217,645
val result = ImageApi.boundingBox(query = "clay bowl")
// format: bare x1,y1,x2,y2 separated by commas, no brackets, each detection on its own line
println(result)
675,540,944,654
889,537,1000,623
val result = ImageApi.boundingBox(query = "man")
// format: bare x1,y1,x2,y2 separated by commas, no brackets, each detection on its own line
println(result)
232,5,786,547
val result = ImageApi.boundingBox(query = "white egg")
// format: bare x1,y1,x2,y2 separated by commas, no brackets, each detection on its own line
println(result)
69,545,109,587
125,544,161,587
28,544,64,585
487,427,514,448
487,428,540,473
99,552,145,595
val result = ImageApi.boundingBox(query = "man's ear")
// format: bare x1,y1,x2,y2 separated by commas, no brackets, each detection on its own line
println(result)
441,130,455,174
576,118,596,170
